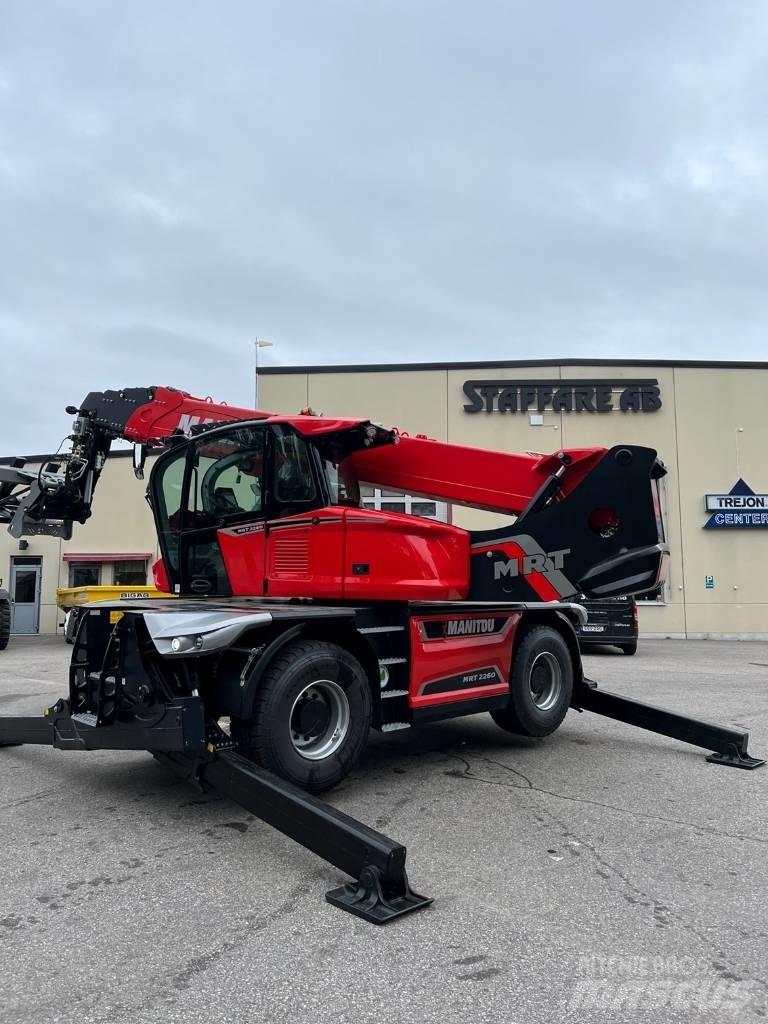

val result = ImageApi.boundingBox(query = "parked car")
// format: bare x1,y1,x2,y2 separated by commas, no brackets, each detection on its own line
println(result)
576,595,638,655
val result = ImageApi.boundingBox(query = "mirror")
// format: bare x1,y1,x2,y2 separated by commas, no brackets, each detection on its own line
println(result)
133,443,147,480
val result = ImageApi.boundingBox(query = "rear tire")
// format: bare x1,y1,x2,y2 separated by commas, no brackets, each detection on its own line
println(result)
491,625,573,738
0,601,10,651
231,640,372,793
619,640,638,656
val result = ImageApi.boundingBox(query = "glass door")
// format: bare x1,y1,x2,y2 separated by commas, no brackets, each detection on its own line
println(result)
10,558,42,634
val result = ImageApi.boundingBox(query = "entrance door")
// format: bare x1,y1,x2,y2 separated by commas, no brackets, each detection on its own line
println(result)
10,558,42,634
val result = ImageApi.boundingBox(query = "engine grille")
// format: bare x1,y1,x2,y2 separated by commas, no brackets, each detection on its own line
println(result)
271,529,310,576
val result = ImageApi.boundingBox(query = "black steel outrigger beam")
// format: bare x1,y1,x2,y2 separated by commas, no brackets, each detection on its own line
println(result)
0,703,432,925
158,748,432,923
574,683,766,769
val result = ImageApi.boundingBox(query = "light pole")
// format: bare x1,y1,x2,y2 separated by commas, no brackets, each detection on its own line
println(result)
254,338,273,407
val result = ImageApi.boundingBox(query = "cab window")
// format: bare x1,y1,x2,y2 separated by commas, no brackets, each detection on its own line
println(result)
152,446,187,574
323,459,360,507
272,426,318,512
189,427,265,522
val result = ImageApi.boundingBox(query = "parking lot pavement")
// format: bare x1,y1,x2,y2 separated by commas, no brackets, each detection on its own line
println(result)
0,636,766,1024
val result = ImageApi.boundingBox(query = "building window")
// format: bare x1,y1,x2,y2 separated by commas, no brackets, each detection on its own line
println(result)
69,562,101,588
360,485,449,522
112,560,148,586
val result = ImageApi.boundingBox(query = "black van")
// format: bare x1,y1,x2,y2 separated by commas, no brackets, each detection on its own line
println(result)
576,596,638,655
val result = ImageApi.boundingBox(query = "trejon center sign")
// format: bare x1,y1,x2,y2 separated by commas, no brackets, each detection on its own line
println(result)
463,378,662,414
704,479,768,529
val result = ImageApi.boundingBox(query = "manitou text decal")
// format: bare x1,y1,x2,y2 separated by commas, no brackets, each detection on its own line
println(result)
463,379,662,414
705,480,768,528
446,618,495,636
494,547,570,580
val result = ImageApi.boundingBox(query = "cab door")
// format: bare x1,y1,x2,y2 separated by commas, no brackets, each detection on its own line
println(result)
188,425,269,597
151,425,269,597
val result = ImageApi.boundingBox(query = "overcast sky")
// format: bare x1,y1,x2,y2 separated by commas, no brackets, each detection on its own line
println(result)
1,1,767,452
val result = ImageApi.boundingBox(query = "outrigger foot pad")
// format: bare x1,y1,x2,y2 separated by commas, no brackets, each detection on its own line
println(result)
706,744,766,770
326,865,433,924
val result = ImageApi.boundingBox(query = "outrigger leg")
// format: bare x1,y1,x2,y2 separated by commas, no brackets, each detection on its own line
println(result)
574,682,766,770
0,704,432,925
159,748,433,924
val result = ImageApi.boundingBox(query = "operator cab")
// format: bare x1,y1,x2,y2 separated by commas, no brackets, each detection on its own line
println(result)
149,420,469,601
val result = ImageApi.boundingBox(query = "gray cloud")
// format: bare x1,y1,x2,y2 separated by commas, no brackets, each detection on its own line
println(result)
1,0,767,452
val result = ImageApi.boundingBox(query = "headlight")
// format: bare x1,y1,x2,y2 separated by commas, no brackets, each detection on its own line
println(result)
170,635,204,653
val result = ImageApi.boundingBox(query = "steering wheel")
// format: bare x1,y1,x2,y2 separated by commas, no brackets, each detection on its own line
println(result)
200,451,254,515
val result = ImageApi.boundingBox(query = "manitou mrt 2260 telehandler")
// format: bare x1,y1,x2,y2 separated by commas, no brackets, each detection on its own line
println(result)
0,386,763,923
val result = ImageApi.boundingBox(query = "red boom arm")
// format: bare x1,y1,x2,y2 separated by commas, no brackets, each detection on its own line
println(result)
120,387,607,517
347,435,608,516
1,384,612,538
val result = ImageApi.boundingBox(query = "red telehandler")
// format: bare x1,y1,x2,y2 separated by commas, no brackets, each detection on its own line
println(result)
0,386,763,923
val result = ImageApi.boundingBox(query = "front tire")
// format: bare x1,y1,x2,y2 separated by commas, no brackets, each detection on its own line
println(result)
491,625,573,738
231,640,372,793
0,601,10,651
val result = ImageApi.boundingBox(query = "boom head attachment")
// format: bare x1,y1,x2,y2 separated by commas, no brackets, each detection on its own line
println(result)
0,390,157,539
0,387,262,539
0,428,113,541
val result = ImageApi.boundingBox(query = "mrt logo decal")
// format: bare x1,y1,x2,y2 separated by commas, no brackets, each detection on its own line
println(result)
493,546,570,580
471,533,576,600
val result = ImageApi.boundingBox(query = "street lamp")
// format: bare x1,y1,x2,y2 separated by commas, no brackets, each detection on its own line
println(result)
254,338,273,407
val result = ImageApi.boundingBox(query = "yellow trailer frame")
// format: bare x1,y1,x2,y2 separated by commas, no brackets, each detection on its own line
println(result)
56,586,175,629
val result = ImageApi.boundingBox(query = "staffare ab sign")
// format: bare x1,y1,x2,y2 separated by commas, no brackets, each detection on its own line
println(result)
704,479,768,528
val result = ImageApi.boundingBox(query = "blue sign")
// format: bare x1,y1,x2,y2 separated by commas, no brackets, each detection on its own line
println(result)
705,576,714,589
704,479,768,529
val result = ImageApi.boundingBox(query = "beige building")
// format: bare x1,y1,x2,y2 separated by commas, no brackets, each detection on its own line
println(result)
2,357,767,638
259,358,768,640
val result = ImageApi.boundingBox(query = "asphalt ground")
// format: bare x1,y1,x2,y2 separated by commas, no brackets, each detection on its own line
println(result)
0,636,767,1024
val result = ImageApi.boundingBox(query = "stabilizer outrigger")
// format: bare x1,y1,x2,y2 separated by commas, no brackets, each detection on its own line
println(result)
0,670,761,924
574,680,765,770
0,698,432,925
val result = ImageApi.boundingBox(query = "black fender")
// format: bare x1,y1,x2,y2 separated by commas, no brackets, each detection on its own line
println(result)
236,624,305,721
512,608,584,690
226,618,384,726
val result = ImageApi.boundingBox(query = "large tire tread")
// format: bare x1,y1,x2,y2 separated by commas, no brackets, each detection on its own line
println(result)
491,624,573,738
0,601,10,651
232,639,371,793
